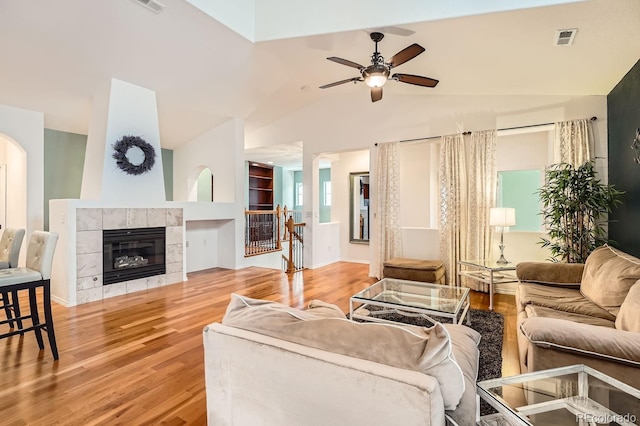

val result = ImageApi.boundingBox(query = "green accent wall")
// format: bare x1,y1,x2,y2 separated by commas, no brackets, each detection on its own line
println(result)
161,148,173,201
273,166,283,209
293,170,303,210
319,168,331,223
44,129,87,231
608,58,640,257
43,130,175,230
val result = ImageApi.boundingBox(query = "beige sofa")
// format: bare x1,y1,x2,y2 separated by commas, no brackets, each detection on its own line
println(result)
204,294,481,426
516,245,640,389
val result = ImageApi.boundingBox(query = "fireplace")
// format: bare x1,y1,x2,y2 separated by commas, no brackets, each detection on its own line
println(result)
103,227,166,285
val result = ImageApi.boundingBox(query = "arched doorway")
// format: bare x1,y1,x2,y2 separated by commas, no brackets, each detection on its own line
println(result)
0,133,27,233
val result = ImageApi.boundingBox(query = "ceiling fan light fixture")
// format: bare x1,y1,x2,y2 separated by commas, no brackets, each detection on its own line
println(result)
363,65,390,88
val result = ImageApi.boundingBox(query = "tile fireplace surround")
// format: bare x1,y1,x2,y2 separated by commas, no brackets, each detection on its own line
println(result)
75,208,183,304
49,204,185,306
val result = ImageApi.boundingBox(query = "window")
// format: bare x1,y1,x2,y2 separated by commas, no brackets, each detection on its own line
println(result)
497,169,544,231
295,181,303,207
323,181,332,206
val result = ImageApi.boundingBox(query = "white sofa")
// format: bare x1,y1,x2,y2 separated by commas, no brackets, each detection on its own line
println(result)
203,295,481,426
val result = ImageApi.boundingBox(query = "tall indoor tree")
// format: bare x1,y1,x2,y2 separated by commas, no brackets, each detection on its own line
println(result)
538,160,623,263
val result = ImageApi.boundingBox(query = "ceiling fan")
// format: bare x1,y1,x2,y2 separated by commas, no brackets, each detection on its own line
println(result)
319,32,439,102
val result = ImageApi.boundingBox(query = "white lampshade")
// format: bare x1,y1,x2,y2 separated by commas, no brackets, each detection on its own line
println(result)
489,207,516,227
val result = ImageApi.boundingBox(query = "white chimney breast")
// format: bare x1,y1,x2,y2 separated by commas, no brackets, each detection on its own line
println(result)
81,78,166,203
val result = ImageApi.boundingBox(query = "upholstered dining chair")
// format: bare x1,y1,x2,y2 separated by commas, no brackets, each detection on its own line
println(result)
0,228,26,329
0,231,59,360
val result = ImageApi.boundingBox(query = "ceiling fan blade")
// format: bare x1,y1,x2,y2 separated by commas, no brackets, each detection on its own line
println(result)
319,77,361,89
371,87,383,102
393,73,439,88
327,57,365,69
367,26,415,37
387,44,425,68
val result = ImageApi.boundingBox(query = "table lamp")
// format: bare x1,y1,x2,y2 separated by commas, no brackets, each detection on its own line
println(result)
490,207,516,264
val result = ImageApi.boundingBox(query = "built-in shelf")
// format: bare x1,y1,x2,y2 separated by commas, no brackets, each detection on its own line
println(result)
248,162,274,211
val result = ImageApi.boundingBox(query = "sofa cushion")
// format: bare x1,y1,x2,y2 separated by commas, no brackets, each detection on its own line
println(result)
516,262,584,286
222,293,470,410
616,280,640,333
518,282,616,321
443,324,480,426
524,305,615,328
581,245,640,315
520,316,640,366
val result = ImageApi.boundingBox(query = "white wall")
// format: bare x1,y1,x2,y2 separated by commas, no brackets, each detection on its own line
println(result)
253,0,580,41
329,150,370,264
314,222,341,267
0,104,44,265
174,118,241,203
81,78,166,203
185,220,219,272
174,118,246,269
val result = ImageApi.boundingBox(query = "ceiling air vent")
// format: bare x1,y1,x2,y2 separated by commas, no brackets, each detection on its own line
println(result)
555,28,577,46
133,0,165,13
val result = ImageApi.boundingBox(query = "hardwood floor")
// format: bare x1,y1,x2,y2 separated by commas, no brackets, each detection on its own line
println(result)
0,262,517,425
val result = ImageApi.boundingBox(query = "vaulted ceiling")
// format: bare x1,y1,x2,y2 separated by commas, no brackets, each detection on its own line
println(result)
0,0,638,150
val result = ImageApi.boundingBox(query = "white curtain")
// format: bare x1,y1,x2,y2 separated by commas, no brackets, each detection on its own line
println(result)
439,134,466,286
466,130,497,291
371,142,402,279
439,131,497,289
554,119,594,167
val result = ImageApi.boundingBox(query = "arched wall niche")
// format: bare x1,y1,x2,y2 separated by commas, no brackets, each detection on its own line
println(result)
187,165,214,202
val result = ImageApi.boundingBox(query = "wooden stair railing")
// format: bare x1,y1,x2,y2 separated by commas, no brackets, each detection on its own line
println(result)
244,206,281,256
245,205,304,259
283,216,305,273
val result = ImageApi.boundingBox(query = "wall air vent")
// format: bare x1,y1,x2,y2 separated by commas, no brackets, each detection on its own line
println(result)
555,28,577,46
133,0,165,13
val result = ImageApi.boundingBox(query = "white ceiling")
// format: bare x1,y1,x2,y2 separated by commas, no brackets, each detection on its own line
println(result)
0,0,639,160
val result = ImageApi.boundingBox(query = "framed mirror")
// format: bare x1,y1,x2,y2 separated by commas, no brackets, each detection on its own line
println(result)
350,172,370,244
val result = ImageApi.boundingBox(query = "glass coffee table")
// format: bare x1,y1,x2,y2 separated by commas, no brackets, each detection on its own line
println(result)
349,278,470,326
477,364,640,425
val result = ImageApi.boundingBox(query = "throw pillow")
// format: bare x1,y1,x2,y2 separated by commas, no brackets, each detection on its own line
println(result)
222,293,466,410
580,245,640,315
615,280,640,333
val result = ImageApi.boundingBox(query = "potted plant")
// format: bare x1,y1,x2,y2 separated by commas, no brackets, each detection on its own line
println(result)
538,160,623,263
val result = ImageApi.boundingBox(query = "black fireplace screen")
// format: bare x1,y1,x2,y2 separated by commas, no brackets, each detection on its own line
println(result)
103,227,166,285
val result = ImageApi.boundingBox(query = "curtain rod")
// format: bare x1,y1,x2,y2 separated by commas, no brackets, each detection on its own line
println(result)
374,116,598,146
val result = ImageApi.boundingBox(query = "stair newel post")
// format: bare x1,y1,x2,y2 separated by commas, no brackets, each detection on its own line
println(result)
282,206,289,240
286,216,295,273
276,204,282,250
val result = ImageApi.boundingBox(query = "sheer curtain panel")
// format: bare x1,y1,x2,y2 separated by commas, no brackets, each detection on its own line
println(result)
439,131,497,289
554,119,594,167
439,134,467,286
371,142,402,278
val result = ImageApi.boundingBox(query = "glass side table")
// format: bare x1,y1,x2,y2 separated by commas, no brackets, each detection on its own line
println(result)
477,364,640,425
457,260,517,310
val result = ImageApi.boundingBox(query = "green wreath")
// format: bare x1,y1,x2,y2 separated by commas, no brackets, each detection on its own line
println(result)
112,135,156,175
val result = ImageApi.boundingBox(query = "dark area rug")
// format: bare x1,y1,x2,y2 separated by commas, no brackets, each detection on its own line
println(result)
350,308,504,414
